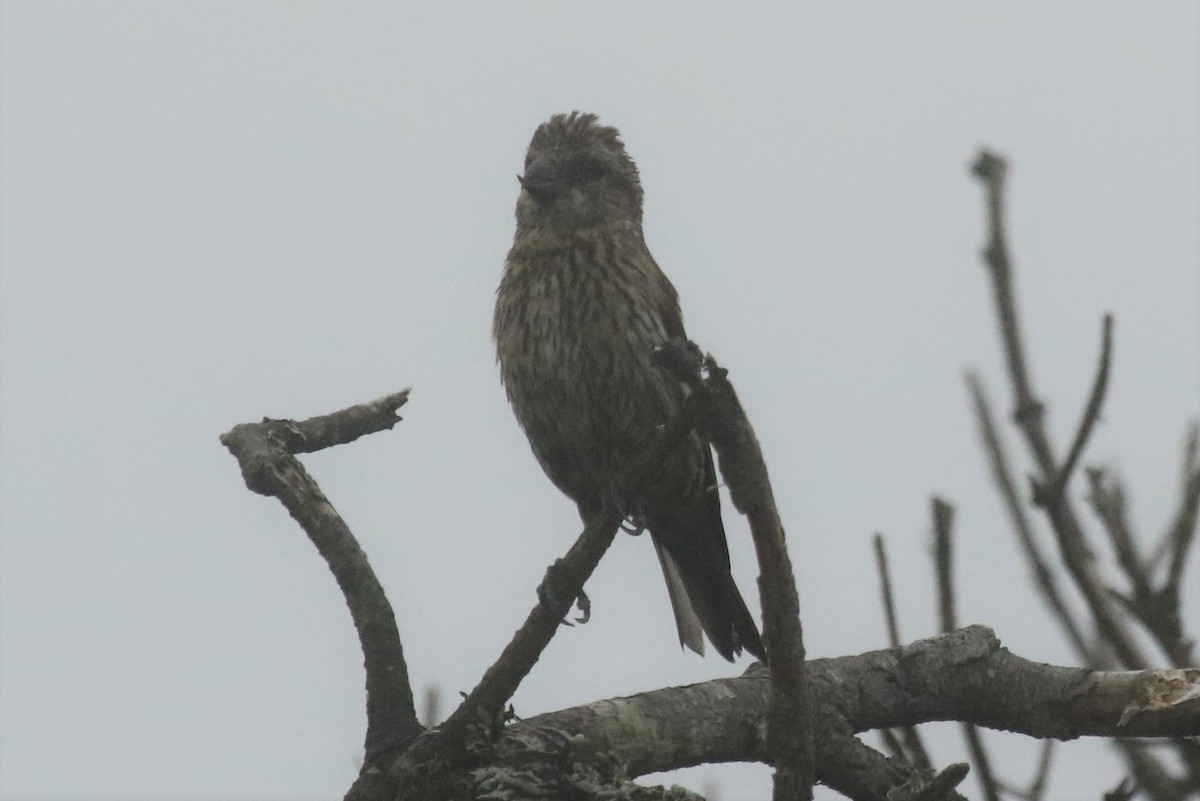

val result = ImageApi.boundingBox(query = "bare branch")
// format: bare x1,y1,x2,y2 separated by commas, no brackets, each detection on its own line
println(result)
932,498,957,633
441,508,622,741
1166,428,1200,592
879,727,906,761
265,390,412,454
970,150,1148,669
1146,424,1200,594
657,340,814,800
820,733,968,801
1089,467,1195,668
970,151,1044,443
421,686,441,728
515,627,1200,784
873,534,902,648
1046,314,1114,501
1087,468,1150,599
965,372,1092,661
1120,741,1191,801
931,498,1001,801
220,390,421,765
1103,777,1136,801
895,724,934,777
870,533,934,774
917,764,971,800
1026,740,1055,801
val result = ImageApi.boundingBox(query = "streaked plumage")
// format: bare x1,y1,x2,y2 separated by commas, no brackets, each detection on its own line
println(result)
493,112,764,662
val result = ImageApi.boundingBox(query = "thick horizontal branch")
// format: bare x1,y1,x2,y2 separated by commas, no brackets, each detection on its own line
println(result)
515,626,1199,780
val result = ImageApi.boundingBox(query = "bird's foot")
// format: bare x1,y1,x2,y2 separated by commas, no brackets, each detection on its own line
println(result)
573,588,591,624
538,559,591,626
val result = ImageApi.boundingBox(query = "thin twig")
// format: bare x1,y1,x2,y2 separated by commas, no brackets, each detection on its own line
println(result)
1045,314,1114,502
933,498,957,633
970,152,1045,443
1166,455,1200,593
422,686,441,728
1089,466,1195,668
1026,740,1055,801
873,534,902,647
1119,742,1185,801
873,533,910,773
932,498,1001,801
1087,468,1150,600
879,727,906,761
898,726,934,776
916,764,971,800
1146,422,1200,577
869,533,933,774
440,508,623,739
970,149,1147,670
965,372,1092,662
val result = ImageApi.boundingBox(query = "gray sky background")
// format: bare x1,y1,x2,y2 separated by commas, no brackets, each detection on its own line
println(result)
1,4,1197,800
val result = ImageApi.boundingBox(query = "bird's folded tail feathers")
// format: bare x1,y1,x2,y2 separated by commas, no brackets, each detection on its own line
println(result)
648,509,766,663
652,540,706,656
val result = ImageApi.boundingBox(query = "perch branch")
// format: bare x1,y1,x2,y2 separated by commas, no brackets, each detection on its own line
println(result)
439,507,623,740
657,340,814,800
516,627,1199,797
220,390,420,764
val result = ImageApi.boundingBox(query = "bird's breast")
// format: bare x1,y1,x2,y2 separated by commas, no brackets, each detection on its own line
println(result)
495,240,681,486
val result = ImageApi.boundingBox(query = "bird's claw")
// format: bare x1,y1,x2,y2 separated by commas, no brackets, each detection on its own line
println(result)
538,559,591,626
573,588,591,624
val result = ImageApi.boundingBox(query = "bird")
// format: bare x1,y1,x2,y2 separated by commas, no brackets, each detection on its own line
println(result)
492,112,765,662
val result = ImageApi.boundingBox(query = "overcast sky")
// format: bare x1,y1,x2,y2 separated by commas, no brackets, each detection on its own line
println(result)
1,4,1197,800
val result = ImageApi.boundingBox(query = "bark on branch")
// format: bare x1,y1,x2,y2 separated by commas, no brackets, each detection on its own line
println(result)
508,626,1197,800
655,341,814,800
220,390,421,766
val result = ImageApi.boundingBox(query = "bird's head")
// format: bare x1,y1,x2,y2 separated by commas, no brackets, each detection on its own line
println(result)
515,112,644,231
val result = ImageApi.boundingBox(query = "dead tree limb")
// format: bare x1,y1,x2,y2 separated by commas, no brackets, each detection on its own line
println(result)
512,626,1198,800
220,390,421,766
656,340,814,800
971,149,1148,670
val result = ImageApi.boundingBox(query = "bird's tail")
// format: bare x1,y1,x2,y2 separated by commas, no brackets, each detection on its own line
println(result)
647,474,766,662
652,540,707,655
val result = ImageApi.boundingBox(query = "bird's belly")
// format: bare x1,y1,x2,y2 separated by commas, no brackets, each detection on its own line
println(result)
505,314,679,502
